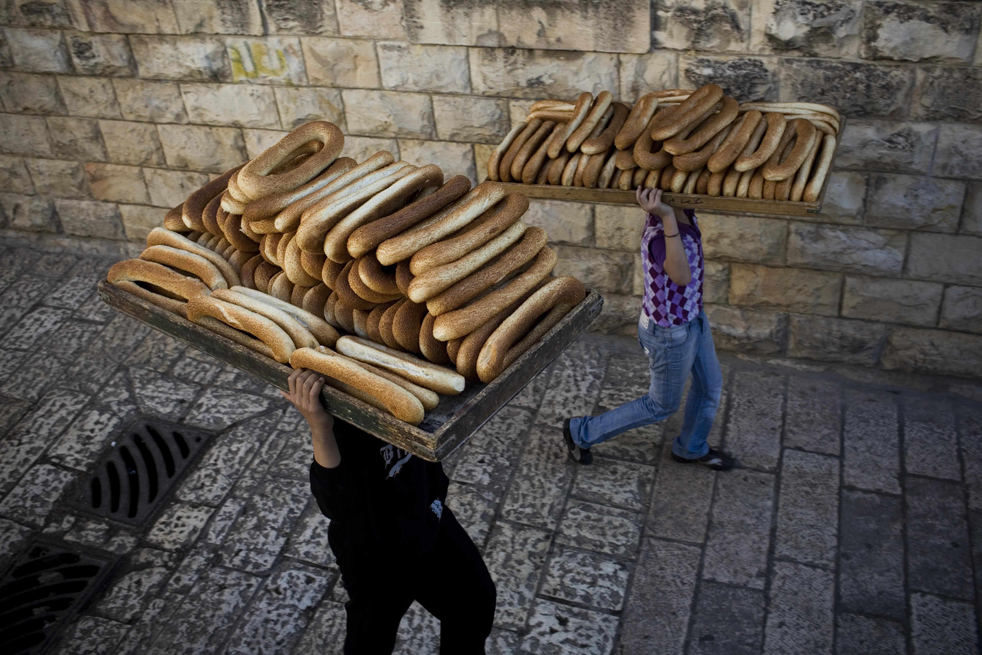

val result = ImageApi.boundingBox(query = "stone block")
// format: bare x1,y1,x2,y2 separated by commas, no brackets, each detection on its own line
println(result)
171,0,263,35
914,66,982,123
940,286,982,334
274,86,344,130
590,293,641,336
57,76,120,119
509,99,535,127
679,54,779,101
787,314,886,365
905,396,960,481
301,36,379,88
338,135,399,164
432,95,508,143
750,0,861,57
1,0,72,27
840,489,904,617
226,36,306,86
0,155,33,194
85,163,149,205
46,116,107,161
377,42,469,93
862,0,981,63
729,263,841,316
910,593,979,655
882,326,982,378
571,457,655,513
25,158,88,198
470,47,619,99
907,233,982,285
157,124,247,173
483,520,551,628
522,599,619,654
0,463,75,527
241,128,289,159
473,143,495,183
99,120,165,166
618,51,678,104
553,244,634,295
907,477,974,599
703,469,775,588
118,204,167,241
836,614,907,655
763,562,835,655
0,72,65,114
498,0,650,53
726,368,785,471
0,32,11,68
4,27,71,72
335,0,405,39
260,0,339,34
780,58,914,118
129,36,230,83
811,171,865,224
964,182,982,236
111,79,186,124
540,546,630,611
705,304,786,354
866,173,964,232
143,168,210,208
836,120,937,174
0,114,51,156
556,499,642,558
842,276,942,327
688,582,765,655
181,83,280,129
54,198,122,239
398,139,475,185
703,260,729,304
787,223,906,276
0,193,58,231
404,0,498,46
655,0,750,52
934,124,982,180
594,204,643,251
66,0,179,34
700,212,786,264
343,90,434,139
65,31,133,76
525,199,593,247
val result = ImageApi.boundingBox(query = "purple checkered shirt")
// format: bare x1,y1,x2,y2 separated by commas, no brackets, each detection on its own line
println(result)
640,210,704,328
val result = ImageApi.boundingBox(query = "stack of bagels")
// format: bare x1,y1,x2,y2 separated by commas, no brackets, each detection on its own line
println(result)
489,84,839,202
107,121,587,424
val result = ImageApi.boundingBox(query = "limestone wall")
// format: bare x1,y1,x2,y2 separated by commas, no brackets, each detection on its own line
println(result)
0,0,980,378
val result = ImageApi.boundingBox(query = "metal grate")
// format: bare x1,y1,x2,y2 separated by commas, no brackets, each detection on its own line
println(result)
71,419,212,525
0,542,114,655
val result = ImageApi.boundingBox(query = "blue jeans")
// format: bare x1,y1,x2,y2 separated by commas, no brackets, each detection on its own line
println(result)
569,309,722,459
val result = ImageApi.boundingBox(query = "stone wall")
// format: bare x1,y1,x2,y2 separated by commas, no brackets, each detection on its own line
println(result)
0,0,980,379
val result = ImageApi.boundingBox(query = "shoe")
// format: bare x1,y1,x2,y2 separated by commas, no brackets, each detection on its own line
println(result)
562,418,592,465
671,448,736,471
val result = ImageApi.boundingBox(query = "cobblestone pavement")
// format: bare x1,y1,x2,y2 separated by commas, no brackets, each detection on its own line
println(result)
1,245,982,655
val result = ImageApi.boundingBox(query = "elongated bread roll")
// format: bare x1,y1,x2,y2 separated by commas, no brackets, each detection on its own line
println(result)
290,347,424,424
231,285,339,347
164,203,186,232
282,235,320,286
108,259,211,317
561,152,582,186
803,134,836,203
432,246,557,342
376,181,507,266
335,336,466,395
510,120,556,182
410,193,527,276
393,299,428,354
347,259,401,304
634,115,673,171
500,119,542,182
188,295,296,362
650,84,724,141
487,122,527,182
240,254,263,288
220,213,260,253
597,150,619,189
734,112,786,172
238,122,344,200
324,164,444,263
573,150,592,186
582,101,629,155
336,352,440,410
521,122,564,185
395,260,413,296
548,92,593,158
300,250,327,282
274,151,396,233
378,298,405,349
268,271,294,302
664,96,739,156
302,282,331,317
739,101,840,122
707,110,762,173
243,157,355,223
476,277,585,383
615,93,659,150
762,118,817,182
332,294,356,334
357,254,400,296
146,227,241,287
322,258,346,289
366,300,396,343
419,313,450,365
790,131,823,202
530,99,574,112
254,261,278,293
139,245,228,290
673,122,732,172
566,91,613,153
333,260,377,311
408,220,527,303
212,288,317,349
183,165,242,232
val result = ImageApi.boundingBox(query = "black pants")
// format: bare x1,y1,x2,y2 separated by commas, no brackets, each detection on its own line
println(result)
338,508,496,654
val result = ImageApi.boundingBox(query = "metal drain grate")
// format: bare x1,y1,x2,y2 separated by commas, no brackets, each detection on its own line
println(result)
72,419,212,525
0,542,114,655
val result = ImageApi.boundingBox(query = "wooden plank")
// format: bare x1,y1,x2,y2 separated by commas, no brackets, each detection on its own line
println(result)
99,280,602,462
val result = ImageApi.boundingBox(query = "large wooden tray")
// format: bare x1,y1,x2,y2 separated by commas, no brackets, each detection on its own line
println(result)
99,281,603,462
500,117,844,217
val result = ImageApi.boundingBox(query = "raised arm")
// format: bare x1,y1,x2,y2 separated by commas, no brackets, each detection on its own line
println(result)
282,368,341,469
635,187,692,286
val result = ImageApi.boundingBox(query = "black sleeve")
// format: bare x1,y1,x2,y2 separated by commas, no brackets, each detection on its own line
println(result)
309,458,365,522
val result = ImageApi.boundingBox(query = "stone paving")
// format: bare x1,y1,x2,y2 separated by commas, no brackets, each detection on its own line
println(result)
1,244,982,655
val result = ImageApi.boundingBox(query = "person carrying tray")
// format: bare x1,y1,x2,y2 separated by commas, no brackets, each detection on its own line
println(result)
282,368,496,653
562,188,736,471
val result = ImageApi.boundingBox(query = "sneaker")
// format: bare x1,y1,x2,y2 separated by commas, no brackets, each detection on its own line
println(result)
671,448,736,471
562,418,592,465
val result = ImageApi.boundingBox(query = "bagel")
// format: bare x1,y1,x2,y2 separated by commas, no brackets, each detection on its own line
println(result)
683,167,703,194
561,153,582,186
614,148,638,171
722,167,742,197
336,352,440,411
237,122,344,200
706,169,725,196
521,122,564,185
673,122,732,173
650,84,724,141
366,300,396,343
572,150,592,186
347,259,402,305
547,150,572,185
500,119,542,182
393,299,428,354
300,250,327,282
487,122,527,182
212,288,317,349
187,295,296,362
790,132,823,202
322,258,346,289
566,91,613,153
302,282,331,318
762,118,817,182
432,246,557,342
240,254,263,289
163,203,186,232
615,93,659,150
183,165,242,232
395,260,413,296
734,112,786,172
146,227,241,287
582,101,629,155
332,294,356,334
663,96,738,156
243,157,356,224
582,151,610,188
220,213,260,253
510,120,556,182
333,260,377,311
268,270,294,303
476,276,585,383
739,101,840,123
547,92,593,158
376,181,507,266
335,336,466,395
419,313,450,365
748,170,765,199
228,249,251,273
253,261,278,293
597,150,619,188
803,134,836,203
108,258,211,318
707,110,762,173
530,99,574,113
634,113,673,171
347,175,472,260
378,299,405,349
357,254,401,296
139,245,228,290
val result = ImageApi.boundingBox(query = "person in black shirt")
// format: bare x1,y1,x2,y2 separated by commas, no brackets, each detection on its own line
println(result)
282,368,496,654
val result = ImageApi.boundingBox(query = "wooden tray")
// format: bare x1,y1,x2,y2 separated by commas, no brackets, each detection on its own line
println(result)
500,117,844,217
99,281,603,462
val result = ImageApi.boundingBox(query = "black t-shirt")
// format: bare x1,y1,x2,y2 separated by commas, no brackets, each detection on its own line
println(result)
309,419,448,569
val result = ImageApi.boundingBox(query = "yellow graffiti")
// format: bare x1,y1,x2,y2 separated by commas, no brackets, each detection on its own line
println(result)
229,42,289,82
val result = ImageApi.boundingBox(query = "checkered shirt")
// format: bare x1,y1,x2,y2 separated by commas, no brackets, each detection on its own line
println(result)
640,211,704,328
